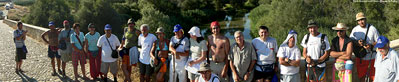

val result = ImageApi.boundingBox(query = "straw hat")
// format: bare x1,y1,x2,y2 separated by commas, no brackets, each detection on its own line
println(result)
332,23,349,30
356,12,366,21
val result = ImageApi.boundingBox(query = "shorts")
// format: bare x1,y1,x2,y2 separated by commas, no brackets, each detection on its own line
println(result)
280,73,300,82
72,50,86,66
48,46,61,58
101,61,118,75
139,62,153,76
15,48,26,62
210,61,229,82
59,49,72,62
355,58,375,79
254,70,275,80
306,66,326,81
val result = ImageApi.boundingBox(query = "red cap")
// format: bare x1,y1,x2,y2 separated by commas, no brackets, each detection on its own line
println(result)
63,20,69,24
210,21,220,28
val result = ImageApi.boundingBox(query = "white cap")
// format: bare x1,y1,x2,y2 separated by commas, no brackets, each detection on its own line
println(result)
188,26,202,37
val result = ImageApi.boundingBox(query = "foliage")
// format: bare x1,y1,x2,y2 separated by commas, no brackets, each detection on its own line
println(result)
22,0,72,28
13,0,35,6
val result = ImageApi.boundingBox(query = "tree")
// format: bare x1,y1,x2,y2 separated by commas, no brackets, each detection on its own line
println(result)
74,0,122,36
22,0,72,28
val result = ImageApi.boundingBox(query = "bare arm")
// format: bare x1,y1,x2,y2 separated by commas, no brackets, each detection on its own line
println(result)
290,59,301,67
41,31,49,44
318,50,330,62
279,57,291,66
119,39,125,49
248,60,256,73
192,51,207,64
221,38,230,77
150,42,157,60
338,42,353,60
84,38,89,52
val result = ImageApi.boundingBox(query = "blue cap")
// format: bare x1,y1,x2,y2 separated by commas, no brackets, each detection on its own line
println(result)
288,29,297,34
375,36,389,48
48,21,55,26
173,24,182,32
104,24,111,30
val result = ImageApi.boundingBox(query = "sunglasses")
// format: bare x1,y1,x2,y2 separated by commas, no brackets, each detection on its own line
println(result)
335,30,345,32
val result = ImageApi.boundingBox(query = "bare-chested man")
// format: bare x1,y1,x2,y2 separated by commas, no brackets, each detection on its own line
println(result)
207,21,230,82
41,21,61,76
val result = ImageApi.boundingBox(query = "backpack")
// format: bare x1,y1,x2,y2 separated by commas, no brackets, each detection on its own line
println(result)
304,33,328,64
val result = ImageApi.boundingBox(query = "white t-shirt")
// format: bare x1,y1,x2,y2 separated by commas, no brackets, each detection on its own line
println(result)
197,73,220,82
97,34,120,62
277,45,301,75
252,37,278,71
300,33,330,67
350,24,379,60
138,33,157,64
170,36,190,64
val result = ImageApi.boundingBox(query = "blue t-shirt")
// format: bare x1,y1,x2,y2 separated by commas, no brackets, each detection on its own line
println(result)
70,32,85,50
85,32,100,51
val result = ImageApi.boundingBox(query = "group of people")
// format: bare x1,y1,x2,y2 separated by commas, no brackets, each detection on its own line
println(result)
13,12,399,82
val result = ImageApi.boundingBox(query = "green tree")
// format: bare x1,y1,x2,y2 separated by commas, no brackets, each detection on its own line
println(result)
22,0,72,27
74,0,122,36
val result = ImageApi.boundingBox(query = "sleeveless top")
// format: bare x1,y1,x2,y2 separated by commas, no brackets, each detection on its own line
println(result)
331,36,351,52
124,28,139,48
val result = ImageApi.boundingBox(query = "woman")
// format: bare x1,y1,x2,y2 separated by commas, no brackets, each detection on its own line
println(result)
187,26,208,82
151,27,170,82
84,23,101,80
70,23,88,81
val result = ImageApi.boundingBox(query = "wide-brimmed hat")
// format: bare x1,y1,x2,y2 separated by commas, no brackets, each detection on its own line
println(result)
197,63,211,72
356,12,366,21
127,18,135,24
332,23,349,30
156,27,164,33
307,20,317,28
188,26,202,37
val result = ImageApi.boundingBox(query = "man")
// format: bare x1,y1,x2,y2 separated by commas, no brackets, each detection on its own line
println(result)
169,24,190,82
41,21,61,76
98,24,120,82
13,22,27,73
301,20,330,82
349,12,379,82
374,36,399,82
251,26,278,82
118,18,140,82
58,20,73,76
196,62,220,82
138,24,157,82
84,23,101,80
229,31,257,82
277,30,301,82
70,23,88,81
330,23,353,82
207,21,230,82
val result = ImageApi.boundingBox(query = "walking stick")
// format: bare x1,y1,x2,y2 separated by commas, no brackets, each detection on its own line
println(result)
173,54,176,82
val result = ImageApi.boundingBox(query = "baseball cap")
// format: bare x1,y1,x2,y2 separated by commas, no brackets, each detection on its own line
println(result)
63,20,69,24
104,24,112,30
173,24,182,32
48,21,55,26
307,20,317,28
210,21,220,28
288,29,297,34
375,36,389,48
88,23,94,28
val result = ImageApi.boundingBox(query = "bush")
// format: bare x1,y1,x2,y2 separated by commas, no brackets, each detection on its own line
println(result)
14,0,35,6
74,0,122,37
22,0,72,28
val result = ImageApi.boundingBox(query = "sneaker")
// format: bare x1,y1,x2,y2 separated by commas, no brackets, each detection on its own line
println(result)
18,69,25,73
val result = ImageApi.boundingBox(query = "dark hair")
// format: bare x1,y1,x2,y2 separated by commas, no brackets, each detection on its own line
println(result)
73,23,80,29
259,26,269,32
17,21,23,26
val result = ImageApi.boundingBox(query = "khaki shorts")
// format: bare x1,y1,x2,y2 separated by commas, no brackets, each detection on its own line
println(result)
101,61,118,75
210,61,229,82
59,50,72,62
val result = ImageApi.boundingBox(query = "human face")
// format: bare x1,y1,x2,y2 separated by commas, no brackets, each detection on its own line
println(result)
174,30,183,39
63,23,70,28
128,23,135,28
336,30,346,38
17,24,23,29
141,26,148,35
377,45,389,56
288,37,295,48
105,29,112,35
235,34,244,46
357,19,366,27
88,27,95,33
211,26,220,35
308,26,318,36
157,32,164,39
74,26,80,33
49,25,55,30
199,71,211,80
259,29,269,39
